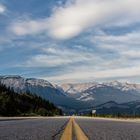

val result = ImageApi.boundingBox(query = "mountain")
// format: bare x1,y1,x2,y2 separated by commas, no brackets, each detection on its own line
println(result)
91,101,140,115
1,75,140,114
0,76,90,113
60,81,140,106
0,84,62,116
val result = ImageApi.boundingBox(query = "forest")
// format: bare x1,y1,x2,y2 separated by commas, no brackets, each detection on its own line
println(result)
0,84,62,116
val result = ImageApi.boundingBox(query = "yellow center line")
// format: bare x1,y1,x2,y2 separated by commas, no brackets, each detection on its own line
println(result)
73,118,89,140
60,117,73,140
60,117,89,140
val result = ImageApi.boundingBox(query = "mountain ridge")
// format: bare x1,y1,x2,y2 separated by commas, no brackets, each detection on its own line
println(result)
1,75,140,113
60,81,140,104
0,75,90,113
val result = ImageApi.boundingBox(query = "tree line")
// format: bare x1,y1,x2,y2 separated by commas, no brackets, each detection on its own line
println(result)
0,84,62,116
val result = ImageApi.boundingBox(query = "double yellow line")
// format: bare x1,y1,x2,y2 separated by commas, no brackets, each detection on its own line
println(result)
60,117,89,140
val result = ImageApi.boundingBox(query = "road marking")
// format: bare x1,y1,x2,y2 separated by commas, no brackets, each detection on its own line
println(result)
60,117,89,140
60,118,73,140
73,118,89,140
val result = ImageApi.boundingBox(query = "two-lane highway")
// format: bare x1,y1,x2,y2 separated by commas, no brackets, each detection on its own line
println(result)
0,117,140,140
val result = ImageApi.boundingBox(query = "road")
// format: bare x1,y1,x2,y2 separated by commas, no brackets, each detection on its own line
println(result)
0,117,140,140
0,117,68,140
76,117,140,140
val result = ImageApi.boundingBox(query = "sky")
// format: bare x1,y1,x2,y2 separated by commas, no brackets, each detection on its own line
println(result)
0,0,140,84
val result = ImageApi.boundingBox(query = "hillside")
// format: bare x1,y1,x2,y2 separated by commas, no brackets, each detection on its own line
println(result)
0,84,62,116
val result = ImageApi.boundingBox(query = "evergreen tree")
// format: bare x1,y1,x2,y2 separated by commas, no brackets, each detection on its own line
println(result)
0,84,62,116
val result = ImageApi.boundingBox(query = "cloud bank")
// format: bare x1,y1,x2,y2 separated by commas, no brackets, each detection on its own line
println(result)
9,0,140,39
1,0,140,83
17,29,140,83
45,66,140,83
23,45,100,67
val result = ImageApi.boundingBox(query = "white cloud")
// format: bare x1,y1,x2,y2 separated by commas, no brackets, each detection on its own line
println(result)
24,46,100,67
20,36,140,83
91,31,140,56
9,0,140,39
121,50,140,58
90,30,140,65
15,30,140,83
5,0,140,83
10,19,48,36
92,31,140,47
24,30,140,83
45,66,140,83
0,4,6,14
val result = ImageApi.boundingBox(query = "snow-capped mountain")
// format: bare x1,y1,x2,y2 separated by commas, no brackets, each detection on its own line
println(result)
60,81,140,104
1,75,140,113
61,82,98,94
0,75,53,91
0,75,89,112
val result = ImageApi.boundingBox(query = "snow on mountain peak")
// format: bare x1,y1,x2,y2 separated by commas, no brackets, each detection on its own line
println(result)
1,75,140,105
26,78,53,87
61,82,98,94
0,75,53,89
61,81,140,94
60,81,140,103
0,75,25,89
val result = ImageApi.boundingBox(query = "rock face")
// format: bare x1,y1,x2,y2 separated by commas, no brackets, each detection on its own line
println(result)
1,75,140,113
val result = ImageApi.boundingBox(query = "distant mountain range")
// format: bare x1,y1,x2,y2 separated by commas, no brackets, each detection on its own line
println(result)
0,76,89,113
92,101,140,115
1,75,140,114
60,82,140,105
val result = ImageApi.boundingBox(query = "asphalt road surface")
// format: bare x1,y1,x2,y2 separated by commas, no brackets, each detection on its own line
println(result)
76,117,140,140
0,117,68,140
0,117,140,140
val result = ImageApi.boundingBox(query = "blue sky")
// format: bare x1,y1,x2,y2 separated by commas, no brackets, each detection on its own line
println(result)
0,0,140,84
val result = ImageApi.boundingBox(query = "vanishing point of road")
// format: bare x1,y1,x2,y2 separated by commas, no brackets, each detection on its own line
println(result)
0,116,140,140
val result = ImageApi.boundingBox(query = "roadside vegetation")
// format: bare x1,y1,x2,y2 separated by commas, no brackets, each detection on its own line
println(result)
92,114,140,118
85,113,140,119
0,84,62,116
